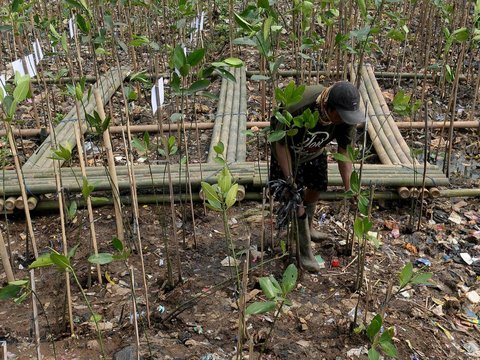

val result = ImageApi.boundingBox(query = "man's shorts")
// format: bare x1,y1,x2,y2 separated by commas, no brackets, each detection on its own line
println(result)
269,152,328,192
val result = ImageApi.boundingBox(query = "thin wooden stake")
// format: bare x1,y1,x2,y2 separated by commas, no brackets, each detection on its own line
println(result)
6,124,38,258
130,266,141,360
0,230,14,282
30,270,42,360
94,89,125,241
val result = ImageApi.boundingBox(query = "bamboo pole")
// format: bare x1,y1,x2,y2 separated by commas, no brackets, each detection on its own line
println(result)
0,230,14,282
227,67,241,162
207,71,229,162
94,89,124,242
397,187,410,199
4,119,479,140
0,199,4,212
4,197,16,212
359,81,400,164
236,67,248,162
364,65,414,164
6,124,38,258
27,197,38,211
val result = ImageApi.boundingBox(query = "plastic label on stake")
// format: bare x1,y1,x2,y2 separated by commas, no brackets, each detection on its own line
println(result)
199,11,205,31
24,54,37,77
0,75,6,102
151,77,165,114
11,59,25,76
1,340,7,360
33,39,44,64
68,17,75,39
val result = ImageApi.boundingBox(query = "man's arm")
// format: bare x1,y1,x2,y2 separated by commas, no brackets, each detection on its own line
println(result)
337,145,352,190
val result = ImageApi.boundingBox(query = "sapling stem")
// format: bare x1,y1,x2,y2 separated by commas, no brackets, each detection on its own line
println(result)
70,267,106,359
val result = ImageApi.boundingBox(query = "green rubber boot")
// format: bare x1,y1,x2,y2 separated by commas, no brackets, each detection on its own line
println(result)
296,215,321,272
305,203,329,243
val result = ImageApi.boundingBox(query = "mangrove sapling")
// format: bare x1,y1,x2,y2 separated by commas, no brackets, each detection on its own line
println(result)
0,277,58,359
0,73,39,258
245,263,298,358
358,263,432,360
201,142,248,346
29,246,107,359
88,238,144,357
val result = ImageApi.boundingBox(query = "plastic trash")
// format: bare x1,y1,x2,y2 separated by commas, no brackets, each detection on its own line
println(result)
414,258,431,267
331,258,340,268
158,305,166,314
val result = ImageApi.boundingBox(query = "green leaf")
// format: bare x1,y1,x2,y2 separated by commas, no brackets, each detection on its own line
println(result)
186,48,205,66
218,167,232,193
350,171,360,193
0,283,23,300
225,183,238,209
452,27,468,42
201,182,220,203
186,79,210,94
67,244,79,260
81,177,94,199
368,347,380,360
88,253,114,265
13,75,30,103
246,301,277,315
399,263,413,288
112,237,124,252
257,0,270,9
172,45,186,70
76,14,91,33
214,142,224,155
67,201,77,220
223,57,244,67
29,253,54,269
268,130,286,143
358,0,367,18
366,314,382,341
354,217,364,239
281,264,297,295
380,340,397,357
333,152,351,163
259,277,279,300
50,253,71,271
90,313,102,322
410,272,433,285
234,13,254,32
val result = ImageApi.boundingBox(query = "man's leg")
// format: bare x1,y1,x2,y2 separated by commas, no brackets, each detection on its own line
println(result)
304,189,330,242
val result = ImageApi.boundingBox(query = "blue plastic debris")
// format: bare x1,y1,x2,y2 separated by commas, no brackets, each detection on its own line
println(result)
158,305,166,314
201,354,215,360
414,258,431,267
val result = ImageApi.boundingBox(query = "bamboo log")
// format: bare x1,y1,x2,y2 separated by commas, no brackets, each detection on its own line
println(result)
24,67,131,169
4,118,477,140
14,196,24,210
429,187,441,198
359,81,401,164
397,187,410,199
31,186,479,212
362,65,412,164
207,71,229,162
4,197,16,211
236,67,248,162
0,230,14,282
410,187,420,198
226,67,241,162
27,197,38,210
0,198,4,212
219,69,235,160
365,65,415,164
351,67,393,165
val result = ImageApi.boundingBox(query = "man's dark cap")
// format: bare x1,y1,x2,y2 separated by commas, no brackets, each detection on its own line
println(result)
327,81,365,125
